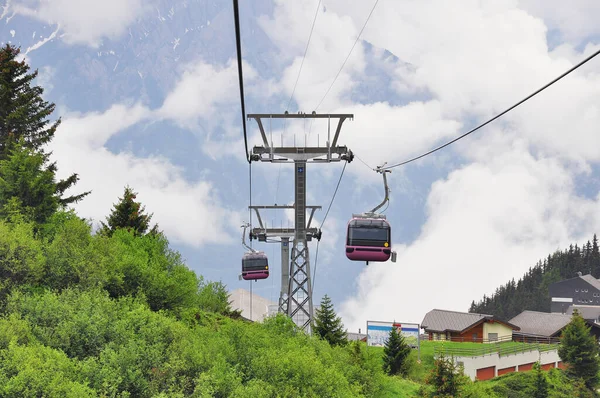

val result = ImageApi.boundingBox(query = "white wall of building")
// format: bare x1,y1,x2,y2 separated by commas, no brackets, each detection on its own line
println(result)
454,349,561,380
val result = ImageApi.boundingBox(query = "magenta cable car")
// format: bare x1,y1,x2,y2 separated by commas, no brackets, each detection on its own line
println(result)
242,251,269,281
240,222,269,281
345,217,391,262
346,164,396,265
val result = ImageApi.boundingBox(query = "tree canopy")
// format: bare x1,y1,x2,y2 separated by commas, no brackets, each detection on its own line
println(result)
557,310,600,391
382,326,412,376
0,44,89,208
313,294,348,347
0,141,59,224
100,185,159,237
470,234,600,320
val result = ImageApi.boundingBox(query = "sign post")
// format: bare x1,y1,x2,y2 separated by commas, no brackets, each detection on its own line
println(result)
366,320,421,362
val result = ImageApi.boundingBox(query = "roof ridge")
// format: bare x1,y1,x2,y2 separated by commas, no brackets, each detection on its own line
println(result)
430,308,492,317
520,310,570,317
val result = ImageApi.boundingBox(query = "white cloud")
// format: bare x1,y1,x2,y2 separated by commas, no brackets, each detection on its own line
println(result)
259,0,369,112
250,0,600,328
158,58,260,146
49,105,240,248
333,101,462,179
58,103,151,148
340,134,600,329
12,0,151,47
518,0,600,44
35,66,56,95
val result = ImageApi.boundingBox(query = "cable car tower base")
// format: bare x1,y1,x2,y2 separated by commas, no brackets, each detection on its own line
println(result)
248,112,353,333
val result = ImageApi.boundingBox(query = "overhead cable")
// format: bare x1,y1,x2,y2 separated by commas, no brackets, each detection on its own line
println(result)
312,161,347,296
286,0,322,111
383,48,600,170
278,1,322,204
313,0,380,112
232,0,250,163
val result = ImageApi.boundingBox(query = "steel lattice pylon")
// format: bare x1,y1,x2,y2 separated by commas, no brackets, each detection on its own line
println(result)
247,113,353,332
288,240,312,330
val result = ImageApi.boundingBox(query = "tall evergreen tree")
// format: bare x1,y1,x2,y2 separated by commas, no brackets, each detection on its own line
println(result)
0,44,88,206
0,141,58,224
591,234,600,277
532,362,548,398
313,294,347,347
558,310,600,391
425,353,466,397
382,326,411,376
100,186,159,237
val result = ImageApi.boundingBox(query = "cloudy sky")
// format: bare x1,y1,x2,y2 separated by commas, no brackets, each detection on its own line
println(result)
2,0,600,332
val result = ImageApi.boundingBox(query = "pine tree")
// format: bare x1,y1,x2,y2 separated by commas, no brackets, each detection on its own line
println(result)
0,140,58,224
532,362,548,398
425,352,466,397
0,44,89,206
100,186,159,237
558,309,600,391
591,234,600,277
382,325,412,376
313,294,347,347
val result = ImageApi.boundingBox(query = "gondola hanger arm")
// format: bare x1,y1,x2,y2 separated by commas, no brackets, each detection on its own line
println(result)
369,163,391,215
241,222,257,253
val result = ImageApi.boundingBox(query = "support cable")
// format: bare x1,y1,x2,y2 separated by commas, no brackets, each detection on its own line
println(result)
286,0,322,112
233,0,254,250
355,154,375,171
308,0,379,137
249,163,252,247
278,1,322,204
233,0,250,163
313,0,379,112
382,48,600,170
311,161,347,296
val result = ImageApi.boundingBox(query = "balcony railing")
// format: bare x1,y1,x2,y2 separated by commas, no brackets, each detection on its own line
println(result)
433,341,560,359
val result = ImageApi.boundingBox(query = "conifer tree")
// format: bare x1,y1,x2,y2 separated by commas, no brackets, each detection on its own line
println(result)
382,325,411,376
591,234,600,277
0,44,89,206
0,141,58,224
558,310,600,391
532,362,548,398
100,186,159,237
313,294,347,347
425,352,466,397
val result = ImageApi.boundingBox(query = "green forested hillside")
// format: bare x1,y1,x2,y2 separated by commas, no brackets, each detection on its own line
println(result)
0,213,389,397
470,235,600,320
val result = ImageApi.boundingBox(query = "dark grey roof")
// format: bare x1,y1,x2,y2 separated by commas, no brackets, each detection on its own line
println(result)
580,274,600,291
566,305,600,320
509,311,571,337
347,332,367,341
421,309,494,333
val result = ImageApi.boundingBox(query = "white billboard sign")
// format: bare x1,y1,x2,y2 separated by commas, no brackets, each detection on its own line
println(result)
366,320,420,348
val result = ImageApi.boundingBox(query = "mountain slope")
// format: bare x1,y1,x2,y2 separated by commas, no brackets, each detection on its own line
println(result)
469,234,600,320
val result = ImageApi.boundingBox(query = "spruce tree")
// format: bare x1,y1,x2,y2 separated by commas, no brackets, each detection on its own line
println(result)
531,362,548,398
0,44,89,206
100,185,159,237
425,352,466,397
382,325,412,376
592,234,600,277
558,309,600,391
313,294,347,347
0,140,58,224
